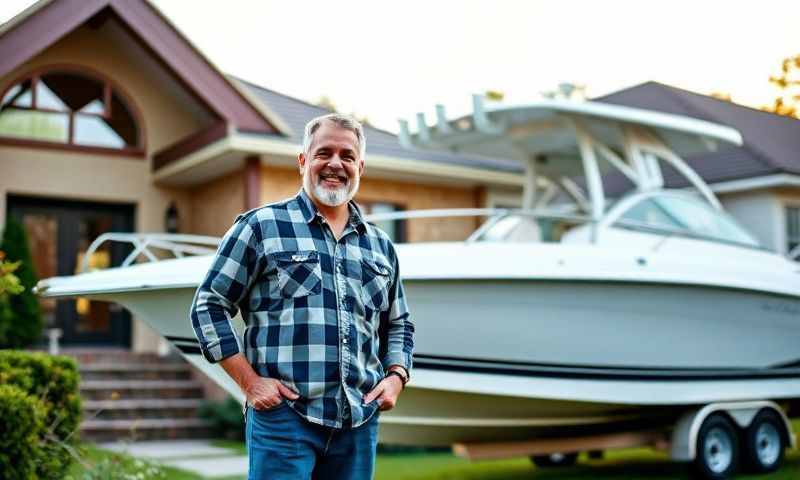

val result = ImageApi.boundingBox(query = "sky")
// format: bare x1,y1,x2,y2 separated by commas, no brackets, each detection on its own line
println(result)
2,0,799,131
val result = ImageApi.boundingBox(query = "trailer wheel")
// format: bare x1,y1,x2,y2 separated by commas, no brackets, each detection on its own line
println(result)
531,452,578,468
742,409,785,474
691,413,739,480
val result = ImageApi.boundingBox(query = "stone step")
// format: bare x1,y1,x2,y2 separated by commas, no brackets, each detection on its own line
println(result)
80,380,205,400
83,398,205,420
79,363,192,381
64,348,183,364
80,418,214,442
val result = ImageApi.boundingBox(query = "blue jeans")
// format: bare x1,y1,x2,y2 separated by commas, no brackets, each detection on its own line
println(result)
246,402,380,480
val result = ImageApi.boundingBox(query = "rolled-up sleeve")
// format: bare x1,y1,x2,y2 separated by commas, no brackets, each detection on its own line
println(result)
190,218,262,363
380,248,414,374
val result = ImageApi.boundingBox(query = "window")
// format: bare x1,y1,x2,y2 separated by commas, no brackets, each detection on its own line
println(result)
0,70,140,150
359,202,406,243
617,195,760,247
787,207,800,256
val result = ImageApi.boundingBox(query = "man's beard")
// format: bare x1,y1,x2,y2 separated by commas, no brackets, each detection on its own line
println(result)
304,169,360,207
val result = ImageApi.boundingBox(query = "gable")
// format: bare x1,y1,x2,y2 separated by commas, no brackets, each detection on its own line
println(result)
0,0,281,135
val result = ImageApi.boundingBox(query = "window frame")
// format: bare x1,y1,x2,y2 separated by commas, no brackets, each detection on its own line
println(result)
0,65,145,158
358,200,407,243
786,205,800,257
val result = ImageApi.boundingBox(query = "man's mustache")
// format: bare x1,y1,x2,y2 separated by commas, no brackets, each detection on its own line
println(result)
318,170,349,183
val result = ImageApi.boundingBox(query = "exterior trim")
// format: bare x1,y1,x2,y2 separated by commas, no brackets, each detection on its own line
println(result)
244,155,261,210
0,136,145,157
0,62,148,153
152,121,228,170
0,0,279,134
152,133,525,186
710,174,800,194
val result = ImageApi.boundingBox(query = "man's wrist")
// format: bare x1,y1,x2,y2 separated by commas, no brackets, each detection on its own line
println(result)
385,370,407,389
387,365,409,383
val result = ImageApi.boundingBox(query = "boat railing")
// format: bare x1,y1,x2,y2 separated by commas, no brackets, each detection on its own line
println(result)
80,209,593,272
85,207,777,271
364,207,594,242
80,233,220,273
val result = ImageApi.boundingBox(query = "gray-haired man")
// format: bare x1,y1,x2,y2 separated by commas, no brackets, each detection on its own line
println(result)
190,113,414,479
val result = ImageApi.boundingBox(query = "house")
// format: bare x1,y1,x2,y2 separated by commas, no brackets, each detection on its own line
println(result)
0,0,523,352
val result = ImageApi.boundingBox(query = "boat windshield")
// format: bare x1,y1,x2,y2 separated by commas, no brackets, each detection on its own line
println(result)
473,212,587,243
615,195,760,247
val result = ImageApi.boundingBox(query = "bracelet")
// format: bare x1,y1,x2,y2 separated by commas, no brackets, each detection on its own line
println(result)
385,370,407,389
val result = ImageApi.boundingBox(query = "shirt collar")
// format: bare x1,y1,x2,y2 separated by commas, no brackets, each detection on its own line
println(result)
296,188,367,234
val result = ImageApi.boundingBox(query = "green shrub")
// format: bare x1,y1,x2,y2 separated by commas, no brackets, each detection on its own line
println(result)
198,396,245,440
0,350,82,479
0,218,43,348
0,384,45,479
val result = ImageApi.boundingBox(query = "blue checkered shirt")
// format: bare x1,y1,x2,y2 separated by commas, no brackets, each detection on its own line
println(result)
190,188,414,428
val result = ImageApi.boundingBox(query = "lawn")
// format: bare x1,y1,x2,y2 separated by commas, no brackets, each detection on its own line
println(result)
201,439,800,480
70,420,800,480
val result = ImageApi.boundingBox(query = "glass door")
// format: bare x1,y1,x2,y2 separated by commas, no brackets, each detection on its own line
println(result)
7,196,134,346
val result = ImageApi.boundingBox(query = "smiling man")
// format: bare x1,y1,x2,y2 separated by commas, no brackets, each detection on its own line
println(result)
190,113,414,480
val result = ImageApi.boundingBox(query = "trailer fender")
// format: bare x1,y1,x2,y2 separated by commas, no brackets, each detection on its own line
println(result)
670,401,795,461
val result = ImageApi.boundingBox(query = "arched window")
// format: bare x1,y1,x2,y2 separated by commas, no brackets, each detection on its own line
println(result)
0,69,142,151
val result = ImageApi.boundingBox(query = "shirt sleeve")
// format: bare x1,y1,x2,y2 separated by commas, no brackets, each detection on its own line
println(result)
379,244,415,374
190,217,262,363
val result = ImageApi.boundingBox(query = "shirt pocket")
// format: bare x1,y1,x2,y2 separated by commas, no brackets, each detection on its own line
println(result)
360,257,393,312
272,250,323,298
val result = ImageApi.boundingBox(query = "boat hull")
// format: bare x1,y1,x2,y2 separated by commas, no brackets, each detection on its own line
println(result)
85,276,800,446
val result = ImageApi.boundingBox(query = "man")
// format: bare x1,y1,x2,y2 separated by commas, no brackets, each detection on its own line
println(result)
190,113,414,480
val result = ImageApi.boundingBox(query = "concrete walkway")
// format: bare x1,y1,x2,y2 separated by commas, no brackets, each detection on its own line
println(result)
99,439,248,478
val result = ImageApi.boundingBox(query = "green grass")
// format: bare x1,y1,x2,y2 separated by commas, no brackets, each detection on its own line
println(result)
373,448,800,480
79,419,800,480
66,444,203,479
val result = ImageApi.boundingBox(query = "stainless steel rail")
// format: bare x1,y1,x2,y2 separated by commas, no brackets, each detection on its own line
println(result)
80,233,221,273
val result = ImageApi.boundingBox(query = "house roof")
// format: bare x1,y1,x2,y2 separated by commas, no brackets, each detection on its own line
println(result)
0,0,281,135
596,81,800,188
237,77,523,174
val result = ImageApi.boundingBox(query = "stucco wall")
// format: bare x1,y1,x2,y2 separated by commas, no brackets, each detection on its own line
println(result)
189,169,245,237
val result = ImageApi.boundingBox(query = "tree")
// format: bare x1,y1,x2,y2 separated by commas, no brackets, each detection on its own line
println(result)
314,95,372,127
763,54,800,119
315,95,338,113
0,218,42,348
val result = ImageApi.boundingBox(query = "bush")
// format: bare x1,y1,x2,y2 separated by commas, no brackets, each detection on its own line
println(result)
0,350,82,479
198,396,245,440
0,218,43,348
0,384,45,479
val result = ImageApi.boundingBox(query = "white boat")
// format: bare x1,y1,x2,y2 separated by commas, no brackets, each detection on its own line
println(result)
36,97,800,452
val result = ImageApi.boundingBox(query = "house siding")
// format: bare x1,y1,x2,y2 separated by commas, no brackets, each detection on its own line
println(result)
258,166,484,242
718,190,783,252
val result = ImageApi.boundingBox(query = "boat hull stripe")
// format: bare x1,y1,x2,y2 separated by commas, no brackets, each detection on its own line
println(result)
163,337,800,381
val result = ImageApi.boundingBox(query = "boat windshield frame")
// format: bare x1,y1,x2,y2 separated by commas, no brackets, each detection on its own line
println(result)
599,190,766,251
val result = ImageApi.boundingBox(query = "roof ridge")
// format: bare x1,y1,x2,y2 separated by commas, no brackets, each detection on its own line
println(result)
232,75,334,114
231,75,403,139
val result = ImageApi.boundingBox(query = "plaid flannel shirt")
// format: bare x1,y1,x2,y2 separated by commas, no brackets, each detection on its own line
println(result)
190,188,414,428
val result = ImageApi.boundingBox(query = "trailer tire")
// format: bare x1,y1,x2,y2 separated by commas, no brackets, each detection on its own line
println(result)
531,452,578,468
742,409,785,474
691,413,739,480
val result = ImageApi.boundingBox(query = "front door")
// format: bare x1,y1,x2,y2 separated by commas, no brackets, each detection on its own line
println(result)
7,195,135,346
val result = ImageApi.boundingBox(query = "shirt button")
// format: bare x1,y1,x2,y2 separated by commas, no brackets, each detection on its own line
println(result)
342,338,348,344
